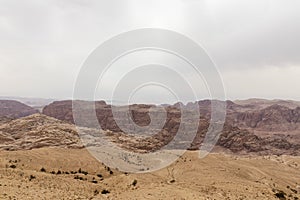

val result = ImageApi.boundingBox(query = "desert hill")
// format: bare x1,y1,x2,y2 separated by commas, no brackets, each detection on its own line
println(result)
0,114,82,150
234,98,300,109
0,100,38,118
0,96,55,111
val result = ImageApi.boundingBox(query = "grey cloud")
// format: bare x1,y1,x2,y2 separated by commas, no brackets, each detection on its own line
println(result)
0,0,299,101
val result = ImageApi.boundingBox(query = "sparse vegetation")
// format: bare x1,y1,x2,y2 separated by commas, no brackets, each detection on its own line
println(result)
290,188,298,194
101,189,110,194
78,168,88,175
94,189,99,195
97,174,103,178
169,179,176,183
274,190,286,200
74,175,87,181
29,175,36,181
9,164,16,169
132,179,137,186
104,166,114,175
40,167,46,172
91,177,98,184
1,139,300,199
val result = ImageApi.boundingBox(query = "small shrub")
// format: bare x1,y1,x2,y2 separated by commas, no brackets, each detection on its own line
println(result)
40,167,46,172
169,179,176,183
56,170,62,175
82,171,88,175
78,168,88,175
9,165,16,169
274,190,286,200
132,179,137,186
97,174,103,178
101,189,110,194
290,188,298,194
91,180,98,184
29,175,36,181
74,175,85,181
94,189,99,195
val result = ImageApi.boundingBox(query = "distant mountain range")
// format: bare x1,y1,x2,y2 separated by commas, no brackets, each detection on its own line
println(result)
0,100,39,118
0,98,300,156
0,96,56,111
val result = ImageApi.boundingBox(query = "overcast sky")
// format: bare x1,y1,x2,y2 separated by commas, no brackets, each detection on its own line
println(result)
0,0,299,103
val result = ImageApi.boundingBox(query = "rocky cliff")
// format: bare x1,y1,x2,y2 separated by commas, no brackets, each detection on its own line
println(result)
40,100,300,155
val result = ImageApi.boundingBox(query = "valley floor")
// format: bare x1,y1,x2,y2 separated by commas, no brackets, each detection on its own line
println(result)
0,148,299,200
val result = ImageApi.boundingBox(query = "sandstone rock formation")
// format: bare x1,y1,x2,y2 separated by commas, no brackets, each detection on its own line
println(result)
0,114,82,150
42,100,300,134
231,104,300,131
41,100,300,156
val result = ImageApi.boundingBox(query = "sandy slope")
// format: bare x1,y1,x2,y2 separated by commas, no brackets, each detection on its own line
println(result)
0,148,299,200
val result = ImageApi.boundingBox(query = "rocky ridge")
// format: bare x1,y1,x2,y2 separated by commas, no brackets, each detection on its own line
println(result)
0,100,39,118
42,100,300,156
0,114,82,150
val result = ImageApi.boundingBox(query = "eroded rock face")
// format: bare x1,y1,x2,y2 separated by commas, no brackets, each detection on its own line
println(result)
43,100,300,132
43,101,180,133
0,114,83,150
42,100,74,123
40,100,300,155
231,104,300,131
0,100,39,118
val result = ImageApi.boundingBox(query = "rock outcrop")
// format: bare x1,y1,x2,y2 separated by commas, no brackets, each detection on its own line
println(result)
231,104,300,132
0,114,82,150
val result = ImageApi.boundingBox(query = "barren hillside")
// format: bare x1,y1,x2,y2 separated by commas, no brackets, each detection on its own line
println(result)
0,148,299,200
0,100,38,118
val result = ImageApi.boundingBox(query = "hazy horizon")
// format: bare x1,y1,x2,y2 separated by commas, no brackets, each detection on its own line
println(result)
2,95,300,107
